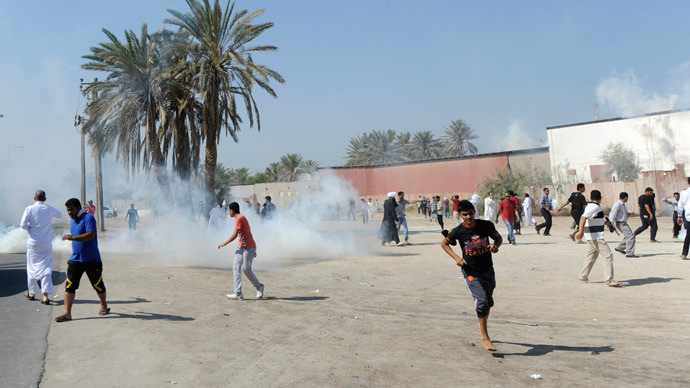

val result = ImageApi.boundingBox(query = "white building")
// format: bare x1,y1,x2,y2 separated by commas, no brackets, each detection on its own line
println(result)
547,109,690,183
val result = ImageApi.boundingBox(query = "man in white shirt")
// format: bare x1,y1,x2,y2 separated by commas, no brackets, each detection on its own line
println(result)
677,177,690,259
662,192,681,238
20,190,62,304
575,190,622,287
609,192,637,258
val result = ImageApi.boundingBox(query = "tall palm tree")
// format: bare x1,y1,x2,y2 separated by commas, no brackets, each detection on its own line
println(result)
442,119,478,157
409,130,442,161
395,131,413,162
166,0,284,210
364,129,398,165
301,159,320,175
265,162,282,182
279,153,304,181
345,133,368,166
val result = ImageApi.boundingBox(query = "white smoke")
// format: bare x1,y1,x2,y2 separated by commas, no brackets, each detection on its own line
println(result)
495,120,544,151
596,71,678,117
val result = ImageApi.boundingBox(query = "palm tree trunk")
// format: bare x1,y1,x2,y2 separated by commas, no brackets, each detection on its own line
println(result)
174,111,194,219
146,103,173,204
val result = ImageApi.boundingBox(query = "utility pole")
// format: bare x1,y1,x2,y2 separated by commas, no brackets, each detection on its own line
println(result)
74,112,86,205
80,77,105,231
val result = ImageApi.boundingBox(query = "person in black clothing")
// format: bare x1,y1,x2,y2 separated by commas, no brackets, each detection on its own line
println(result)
557,183,588,241
441,200,503,352
378,192,400,245
634,187,658,242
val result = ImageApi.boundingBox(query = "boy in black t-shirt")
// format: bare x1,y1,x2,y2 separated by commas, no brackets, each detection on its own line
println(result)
442,200,503,351
557,183,587,241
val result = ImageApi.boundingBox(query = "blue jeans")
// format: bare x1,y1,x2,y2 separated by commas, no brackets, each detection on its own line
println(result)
503,219,515,243
396,216,409,241
444,208,450,218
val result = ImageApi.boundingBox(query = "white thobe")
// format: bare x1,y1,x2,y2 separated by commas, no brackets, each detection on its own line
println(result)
522,198,536,226
470,194,481,219
209,207,223,229
484,198,498,224
20,201,62,295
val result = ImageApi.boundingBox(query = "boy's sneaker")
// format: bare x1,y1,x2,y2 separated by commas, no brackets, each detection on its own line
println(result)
226,293,244,300
256,284,265,299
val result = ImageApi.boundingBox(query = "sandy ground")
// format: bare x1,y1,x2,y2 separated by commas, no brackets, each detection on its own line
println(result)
41,213,690,387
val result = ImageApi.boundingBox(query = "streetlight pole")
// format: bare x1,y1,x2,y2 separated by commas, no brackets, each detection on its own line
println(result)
79,77,105,231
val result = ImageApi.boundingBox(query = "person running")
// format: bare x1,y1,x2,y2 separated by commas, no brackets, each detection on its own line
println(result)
20,190,62,305
557,183,587,241
433,195,445,230
395,191,420,245
484,192,498,224
56,198,109,322
535,187,553,236
634,187,658,242
218,202,265,300
124,203,140,230
609,192,637,258
441,200,503,351
663,193,681,238
378,192,400,245
677,178,690,260
496,191,518,245
576,190,622,287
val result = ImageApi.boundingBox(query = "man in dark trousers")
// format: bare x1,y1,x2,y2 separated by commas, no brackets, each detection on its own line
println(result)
535,187,554,236
557,183,588,241
378,192,400,246
634,187,658,242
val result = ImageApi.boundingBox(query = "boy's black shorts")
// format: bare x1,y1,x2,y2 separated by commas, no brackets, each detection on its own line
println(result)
65,260,106,294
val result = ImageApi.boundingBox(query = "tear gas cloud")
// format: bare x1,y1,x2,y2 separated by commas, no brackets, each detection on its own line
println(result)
495,120,544,151
596,70,678,117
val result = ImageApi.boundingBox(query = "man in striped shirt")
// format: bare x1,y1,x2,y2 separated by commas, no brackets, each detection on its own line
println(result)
576,190,622,287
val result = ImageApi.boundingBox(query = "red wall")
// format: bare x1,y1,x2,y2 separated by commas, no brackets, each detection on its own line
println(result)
331,155,509,196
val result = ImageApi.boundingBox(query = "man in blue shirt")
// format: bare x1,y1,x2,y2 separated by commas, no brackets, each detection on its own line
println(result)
55,198,109,322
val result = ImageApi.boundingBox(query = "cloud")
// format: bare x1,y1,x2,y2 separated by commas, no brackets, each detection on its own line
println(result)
596,71,677,117
495,120,544,151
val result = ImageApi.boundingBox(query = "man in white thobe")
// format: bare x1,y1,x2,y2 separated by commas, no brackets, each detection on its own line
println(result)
20,190,62,304
484,192,498,224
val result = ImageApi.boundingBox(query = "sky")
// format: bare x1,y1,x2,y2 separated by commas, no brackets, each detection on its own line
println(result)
2,0,690,179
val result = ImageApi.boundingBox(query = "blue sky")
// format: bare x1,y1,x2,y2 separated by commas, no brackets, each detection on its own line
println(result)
2,0,690,175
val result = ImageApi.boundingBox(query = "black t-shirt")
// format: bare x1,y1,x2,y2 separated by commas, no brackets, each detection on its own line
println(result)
568,192,587,214
445,220,497,275
639,194,654,216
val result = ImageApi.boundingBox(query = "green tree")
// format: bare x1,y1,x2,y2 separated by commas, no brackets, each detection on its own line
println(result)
279,153,304,181
166,0,284,210
264,162,282,182
301,159,320,175
442,119,478,157
395,132,413,162
600,142,642,182
409,130,442,160
478,166,552,207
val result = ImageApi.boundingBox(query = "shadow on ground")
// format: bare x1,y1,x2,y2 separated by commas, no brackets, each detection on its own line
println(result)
491,341,614,358
260,296,329,301
623,277,683,287
71,311,194,321
0,260,65,298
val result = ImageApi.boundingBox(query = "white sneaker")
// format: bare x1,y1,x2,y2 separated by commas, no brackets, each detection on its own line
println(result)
397,242,405,246
226,293,244,300
256,284,265,299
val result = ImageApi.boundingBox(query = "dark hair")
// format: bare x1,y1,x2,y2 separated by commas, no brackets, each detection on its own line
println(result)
645,187,653,192
619,192,628,199
591,190,602,201
543,187,549,192
457,200,475,212
265,196,272,201
65,198,81,209
229,202,240,213
687,177,690,185
398,191,404,196
524,193,529,198
508,190,515,196
35,190,46,201
674,192,680,196
577,183,585,190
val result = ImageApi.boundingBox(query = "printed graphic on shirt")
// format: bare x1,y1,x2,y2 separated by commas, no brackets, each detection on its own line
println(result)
464,235,489,256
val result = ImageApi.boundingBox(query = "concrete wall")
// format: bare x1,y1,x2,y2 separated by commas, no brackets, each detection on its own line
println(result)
228,180,321,210
548,109,690,183
508,148,551,176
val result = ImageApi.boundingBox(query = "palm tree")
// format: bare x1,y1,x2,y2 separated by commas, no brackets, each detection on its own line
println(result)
166,0,284,210
409,130,442,161
345,133,368,166
395,131,413,162
82,25,174,202
279,153,304,181
230,167,251,184
442,119,478,157
264,162,282,182
363,129,398,165
301,159,320,175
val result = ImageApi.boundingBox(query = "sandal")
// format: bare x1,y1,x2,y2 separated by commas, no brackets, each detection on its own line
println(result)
24,291,35,301
41,299,51,305
55,315,72,322
98,307,111,316
607,281,622,287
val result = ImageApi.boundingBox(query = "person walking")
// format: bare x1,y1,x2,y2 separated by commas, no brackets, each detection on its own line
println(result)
522,194,536,226
378,192,400,245
395,191,420,245
56,198,110,322
20,190,62,305
663,193,681,238
358,197,369,223
634,187,658,242
535,188,554,236
218,202,265,300
433,196,445,230
557,183,587,241
484,192,498,224
609,192,637,258
124,203,140,230
496,191,518,245
576,190,622,287
443,197,450,218
677,178,690,260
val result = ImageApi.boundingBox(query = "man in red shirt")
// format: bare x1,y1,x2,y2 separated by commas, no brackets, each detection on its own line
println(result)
495,191,518,245
451,195,461,226
218,202,264,300
86,200,96,215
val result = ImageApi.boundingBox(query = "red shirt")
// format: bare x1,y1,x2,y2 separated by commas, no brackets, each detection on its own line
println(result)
452,198,460,212
498,199,517,221
234,214,256,249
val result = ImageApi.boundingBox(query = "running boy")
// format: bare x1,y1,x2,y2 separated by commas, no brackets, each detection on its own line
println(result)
218,202,265,300
441,200,503,351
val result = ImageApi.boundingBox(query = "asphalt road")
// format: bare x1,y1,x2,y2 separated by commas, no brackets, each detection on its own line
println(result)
0,252,65,388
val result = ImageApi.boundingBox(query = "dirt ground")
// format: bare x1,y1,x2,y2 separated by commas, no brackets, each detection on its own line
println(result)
41,213,690,387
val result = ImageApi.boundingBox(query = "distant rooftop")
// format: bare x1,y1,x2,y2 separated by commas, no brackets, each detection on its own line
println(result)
546,108,690,130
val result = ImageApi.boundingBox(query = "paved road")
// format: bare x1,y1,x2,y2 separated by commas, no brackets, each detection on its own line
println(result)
0,252,65,388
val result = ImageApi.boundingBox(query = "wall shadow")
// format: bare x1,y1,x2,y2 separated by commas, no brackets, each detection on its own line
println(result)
491,341,614,358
